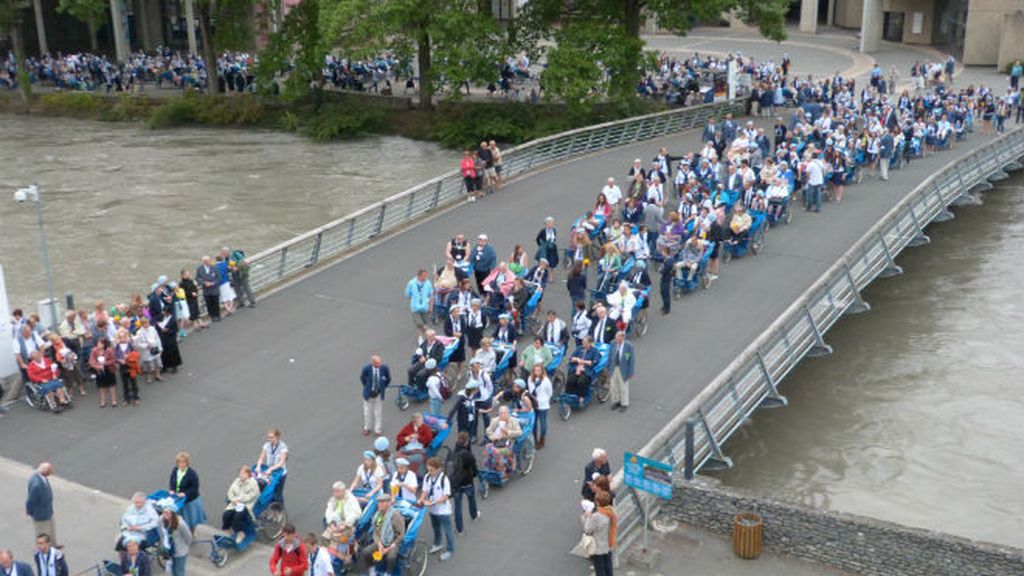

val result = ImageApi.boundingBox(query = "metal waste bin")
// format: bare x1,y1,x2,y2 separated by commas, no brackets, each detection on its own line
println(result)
733,512,763,559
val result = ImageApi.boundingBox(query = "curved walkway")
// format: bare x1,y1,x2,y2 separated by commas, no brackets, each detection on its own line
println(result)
2,120,1016,575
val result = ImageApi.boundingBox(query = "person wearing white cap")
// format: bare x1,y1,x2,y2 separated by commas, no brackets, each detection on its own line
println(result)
424,359,444,416
391,458,418,501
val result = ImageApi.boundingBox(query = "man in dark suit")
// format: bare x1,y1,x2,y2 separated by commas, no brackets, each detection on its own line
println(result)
581,448,611,501
542,310,569,348
360,355,392,436
0,549,33,576
195,256,221,322
26,462,56,546
701,116,718,145
879,129,894,181
589,306,614,345
608,331,636,412
34,533,69,576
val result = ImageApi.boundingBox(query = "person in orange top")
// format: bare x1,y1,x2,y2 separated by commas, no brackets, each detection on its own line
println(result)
26,350,72,411
460,150,478,197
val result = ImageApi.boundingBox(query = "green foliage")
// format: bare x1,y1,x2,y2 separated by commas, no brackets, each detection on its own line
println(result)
542,21,644,107
279,110,300,132
303,106,385,140
39,92,103,113
55,0,107,26
100,93,145,121
146,93,267,128
255,0,323,101
431,103,535,148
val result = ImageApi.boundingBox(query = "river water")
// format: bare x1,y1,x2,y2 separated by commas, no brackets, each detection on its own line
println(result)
710,173,1024,549
0,115,458,310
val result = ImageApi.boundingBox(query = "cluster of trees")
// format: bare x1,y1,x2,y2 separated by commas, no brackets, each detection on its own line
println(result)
2,0,788,105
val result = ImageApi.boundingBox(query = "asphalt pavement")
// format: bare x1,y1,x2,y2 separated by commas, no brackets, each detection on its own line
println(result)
1,44,1015,574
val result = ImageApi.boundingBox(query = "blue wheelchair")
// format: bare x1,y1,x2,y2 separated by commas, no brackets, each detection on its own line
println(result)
479,409,537,498
350,494,430,576
672,242,715,297
491,341,517,388
556,342,610,420
721,211,767,263
193,467,288,568
396,336,460,411
545,343,567,395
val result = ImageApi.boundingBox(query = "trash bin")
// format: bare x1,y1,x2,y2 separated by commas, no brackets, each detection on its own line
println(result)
733,512,763,559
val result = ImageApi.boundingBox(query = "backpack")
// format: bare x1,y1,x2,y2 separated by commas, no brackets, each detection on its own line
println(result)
437,372,452,400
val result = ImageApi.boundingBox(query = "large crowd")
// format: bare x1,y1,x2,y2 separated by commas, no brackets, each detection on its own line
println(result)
1,48,257,93
3,50,1023,576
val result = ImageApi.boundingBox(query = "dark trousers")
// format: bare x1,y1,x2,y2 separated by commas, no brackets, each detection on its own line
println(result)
221,509,251,533
204,294,221,320
452,483,478,533
659,277,671,312
591,552,613,576
119,366,138,401
474,269,490,294
565,372,590,397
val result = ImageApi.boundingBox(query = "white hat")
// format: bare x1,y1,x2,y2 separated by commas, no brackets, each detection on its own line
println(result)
425,358,437,370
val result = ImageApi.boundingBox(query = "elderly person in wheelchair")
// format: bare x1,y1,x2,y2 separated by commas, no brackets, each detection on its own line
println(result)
25,350,73,413
483,405,522,482
221,465,260,544
116,493,161,551
605,281,636,327
323,480,362,568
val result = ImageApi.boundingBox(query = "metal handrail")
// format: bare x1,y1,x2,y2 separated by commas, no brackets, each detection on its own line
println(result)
242,99,745,293
611,128,1024,557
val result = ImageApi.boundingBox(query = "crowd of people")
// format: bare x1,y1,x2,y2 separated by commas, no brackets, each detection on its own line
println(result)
5,246,253,415
4,46,1021,576
637,50,796,107
1,48,257,93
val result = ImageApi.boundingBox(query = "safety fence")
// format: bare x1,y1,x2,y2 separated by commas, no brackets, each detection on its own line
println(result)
611,128,1024,559
243,99,745,293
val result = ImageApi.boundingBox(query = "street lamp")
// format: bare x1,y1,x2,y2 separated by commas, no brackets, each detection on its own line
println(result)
13,184,58,330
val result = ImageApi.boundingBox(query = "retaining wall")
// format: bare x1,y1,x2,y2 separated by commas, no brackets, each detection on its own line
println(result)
662,478,1024,576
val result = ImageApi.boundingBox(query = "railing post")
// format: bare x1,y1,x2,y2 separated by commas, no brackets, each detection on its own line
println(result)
527,147,537,170
906,204,931,247
803,305,833,357
406,190,416,220
755,351,788,408
277,246,288,279
697,408,733,471
843,263,871,314
433,180,443,208
877,232,904,278
345,218,356,248
931,185,954,222
970,154,994,191
308,232,322,267
374,204,387,236
683,418,696,480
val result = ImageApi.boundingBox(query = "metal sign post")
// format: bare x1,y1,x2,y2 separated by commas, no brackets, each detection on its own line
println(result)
624,452,674,552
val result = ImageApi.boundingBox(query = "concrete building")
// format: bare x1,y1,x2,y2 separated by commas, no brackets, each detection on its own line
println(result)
800,0,1024,68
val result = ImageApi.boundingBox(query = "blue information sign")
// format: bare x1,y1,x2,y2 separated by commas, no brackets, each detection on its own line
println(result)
623,452,673,499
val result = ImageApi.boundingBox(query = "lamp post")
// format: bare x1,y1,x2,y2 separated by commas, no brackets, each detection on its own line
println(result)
13,184,58,330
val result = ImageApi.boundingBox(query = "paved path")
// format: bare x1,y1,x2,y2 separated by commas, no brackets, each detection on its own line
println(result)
1,47,1013,576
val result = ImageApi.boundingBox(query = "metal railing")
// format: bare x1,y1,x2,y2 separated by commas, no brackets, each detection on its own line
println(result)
242,99,746,293
611,128,1024,558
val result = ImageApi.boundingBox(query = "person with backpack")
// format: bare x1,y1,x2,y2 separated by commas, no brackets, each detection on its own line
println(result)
447,432,481,535
424,360,448,416
268,523,308,576
419,457,455,562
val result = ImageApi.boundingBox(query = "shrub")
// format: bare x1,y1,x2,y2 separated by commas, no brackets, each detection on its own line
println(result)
39,92,103,114
303,106,384,141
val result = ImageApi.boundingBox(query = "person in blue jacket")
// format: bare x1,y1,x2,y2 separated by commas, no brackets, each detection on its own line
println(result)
469,234,497,293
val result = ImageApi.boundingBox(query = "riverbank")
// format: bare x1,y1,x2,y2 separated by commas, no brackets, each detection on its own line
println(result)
0,89,665,149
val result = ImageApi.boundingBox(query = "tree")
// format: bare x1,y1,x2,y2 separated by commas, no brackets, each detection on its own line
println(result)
195,0,255,93
530,0,788,103
319,0,506,109
0,0,30,99
255,0,323,102
56,0,107,50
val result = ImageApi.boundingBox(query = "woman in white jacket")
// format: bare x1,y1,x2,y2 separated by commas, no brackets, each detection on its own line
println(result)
133,317,162,383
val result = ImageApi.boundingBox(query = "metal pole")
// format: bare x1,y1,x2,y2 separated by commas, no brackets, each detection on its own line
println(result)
683,418,695,480
33,186,57,330
643,497,650,552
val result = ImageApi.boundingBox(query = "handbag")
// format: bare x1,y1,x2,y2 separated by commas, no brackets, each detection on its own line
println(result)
570,533,597,558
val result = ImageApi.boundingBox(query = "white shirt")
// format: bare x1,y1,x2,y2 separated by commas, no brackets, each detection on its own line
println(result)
422,472,452,515
426,374,442,400
528,376,553,411
601,184,622,205
262,441,288,474
11,331,44,359
391,469,419,501
806,159,825,186
309,546,335,576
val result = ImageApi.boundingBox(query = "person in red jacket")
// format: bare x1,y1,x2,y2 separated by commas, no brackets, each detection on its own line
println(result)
395,412,435,451
269,523,308,576
460,150,478,198
26,350,72,411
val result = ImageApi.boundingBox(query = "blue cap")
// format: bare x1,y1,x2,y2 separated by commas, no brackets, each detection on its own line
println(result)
362,450,375,460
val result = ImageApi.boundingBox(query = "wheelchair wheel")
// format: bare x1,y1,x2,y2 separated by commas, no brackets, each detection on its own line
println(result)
154,550,167,571
633,310,648,338
596,375,610,403
519,437,535,475
24,387,40,409
405,540,428,576
551,371,565,397
751,227,766,255
210,546,230,568
258,502,286,541
559,403,572,421
721,247,733,264
396,395,410,411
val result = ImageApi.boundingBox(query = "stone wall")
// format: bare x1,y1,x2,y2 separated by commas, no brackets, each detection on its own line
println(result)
662,477,1024,576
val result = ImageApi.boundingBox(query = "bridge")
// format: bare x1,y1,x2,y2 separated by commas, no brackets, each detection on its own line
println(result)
3,101,1021,574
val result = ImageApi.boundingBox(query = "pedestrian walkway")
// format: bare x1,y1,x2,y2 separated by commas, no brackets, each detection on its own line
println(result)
0,46,1013,576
